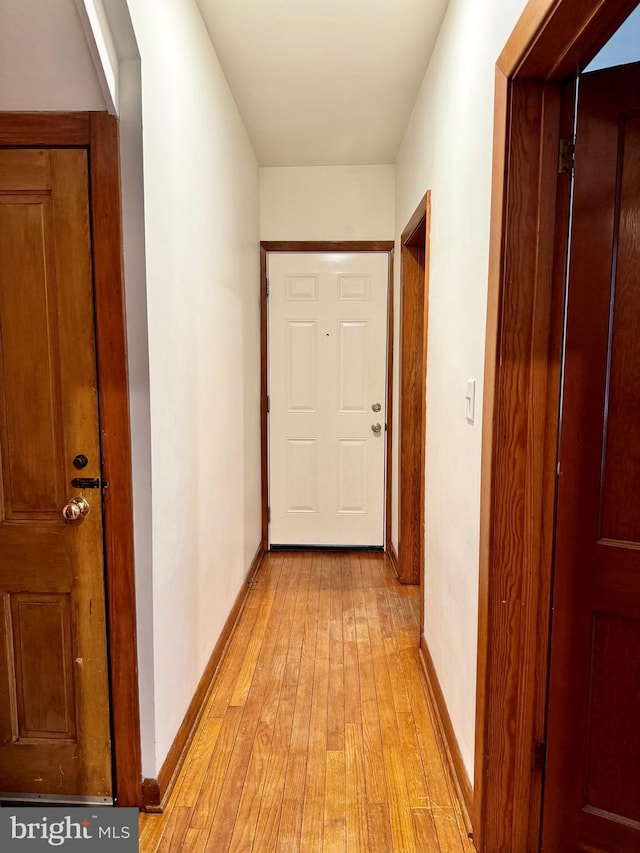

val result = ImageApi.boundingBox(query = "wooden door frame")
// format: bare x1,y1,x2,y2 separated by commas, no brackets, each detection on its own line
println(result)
260,241,395,551
474,1,639,850
398,192,430,589
0,112,142,808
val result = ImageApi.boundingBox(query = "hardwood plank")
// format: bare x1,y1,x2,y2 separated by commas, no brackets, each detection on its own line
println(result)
383,745,417,853
352,561,386,804
181,827,209,852
345,722,370,852
404,650,469,851
138,552,471,853
229,585,276,707
412,808,442,853
396,710,430,809
152,546,267,810
174,716,223,808
189,706,243,830
366,803,393,853
156,806,191,852
300,555,330,851
252,556,308,849
277,554,318,851
228,555,300,852
327,557,345,752
343,555,361,726
139,812,166,853
324,750,346,851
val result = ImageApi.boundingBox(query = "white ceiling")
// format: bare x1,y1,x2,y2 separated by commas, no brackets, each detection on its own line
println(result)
196,0,450,167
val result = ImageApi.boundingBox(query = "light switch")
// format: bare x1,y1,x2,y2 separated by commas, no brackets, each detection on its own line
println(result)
466,379,476,424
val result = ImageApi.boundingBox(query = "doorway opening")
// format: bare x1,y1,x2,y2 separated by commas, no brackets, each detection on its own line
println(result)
475,1,640,850
260,241,394,551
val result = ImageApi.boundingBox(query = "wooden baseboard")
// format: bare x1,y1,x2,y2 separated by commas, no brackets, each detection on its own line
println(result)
142,542,266,812
387,542,399,579
418,634,473,834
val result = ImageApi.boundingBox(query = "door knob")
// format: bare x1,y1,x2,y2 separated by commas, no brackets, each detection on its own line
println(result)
371,422,382,435
62,496,91,522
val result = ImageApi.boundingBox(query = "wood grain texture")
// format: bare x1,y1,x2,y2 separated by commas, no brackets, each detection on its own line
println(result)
144,542,266,811
0,112,140,805
542,64,640,852
89,112,141,808
398,192,430,586
138,552,473,852
0,112,90,146
498,0,638,80
476,1,637,849
262,240,394,253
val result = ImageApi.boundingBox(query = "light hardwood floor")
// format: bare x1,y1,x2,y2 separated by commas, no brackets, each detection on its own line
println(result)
139,551,475,852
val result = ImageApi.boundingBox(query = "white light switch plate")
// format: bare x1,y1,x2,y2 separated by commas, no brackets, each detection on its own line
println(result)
466,378,476,424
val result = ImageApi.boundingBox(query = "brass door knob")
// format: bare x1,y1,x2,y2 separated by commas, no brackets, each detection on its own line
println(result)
62,496,91,522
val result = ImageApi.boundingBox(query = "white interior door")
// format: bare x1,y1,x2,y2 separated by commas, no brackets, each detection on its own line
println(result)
268,252,388,546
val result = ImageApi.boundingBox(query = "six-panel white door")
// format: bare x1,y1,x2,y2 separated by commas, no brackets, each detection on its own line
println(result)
268,252,388,546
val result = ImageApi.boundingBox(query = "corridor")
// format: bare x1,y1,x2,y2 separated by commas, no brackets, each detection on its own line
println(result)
139,552,474,851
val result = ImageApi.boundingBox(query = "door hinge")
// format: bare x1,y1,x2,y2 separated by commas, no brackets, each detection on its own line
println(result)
558,138,575,174
267,507,271,523
533,739,546,772
266,395,270,413
266,277,270,297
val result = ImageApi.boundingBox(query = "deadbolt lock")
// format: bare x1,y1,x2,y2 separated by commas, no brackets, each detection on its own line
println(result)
372,402,382,412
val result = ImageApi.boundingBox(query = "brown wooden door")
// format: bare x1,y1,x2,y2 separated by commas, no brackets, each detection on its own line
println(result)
542,63,640,852
0,150,112,800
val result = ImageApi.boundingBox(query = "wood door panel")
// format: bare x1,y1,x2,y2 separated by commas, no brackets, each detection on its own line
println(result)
0,593,17,743
0,149,112,799
542,64,640,852
0,150,51,192
585,613,640,825
0,197,64,520
600,114,640,545
11,594,76,740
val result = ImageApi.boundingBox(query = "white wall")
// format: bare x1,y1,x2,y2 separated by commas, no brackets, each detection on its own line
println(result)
393,0,529,779
125,0,262,773
0,0,106,109
260,165,395,240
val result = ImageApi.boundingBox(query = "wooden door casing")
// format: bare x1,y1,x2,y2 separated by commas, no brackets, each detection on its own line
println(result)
0,149,112,798
474,2,640,848
398,192,430,587
541,63,640,852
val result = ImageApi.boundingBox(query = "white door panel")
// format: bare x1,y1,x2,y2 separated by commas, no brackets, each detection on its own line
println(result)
268,252,388,546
